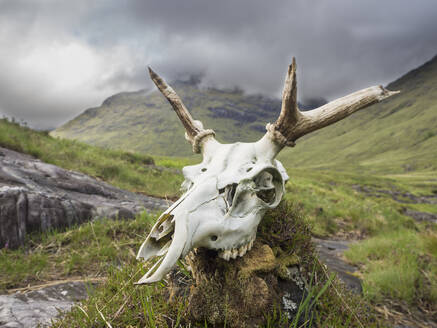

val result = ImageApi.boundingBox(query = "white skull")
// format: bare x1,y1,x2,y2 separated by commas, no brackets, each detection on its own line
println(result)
136,60,398,284
137,135,288,283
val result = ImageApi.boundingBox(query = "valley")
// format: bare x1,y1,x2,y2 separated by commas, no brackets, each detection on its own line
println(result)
1,55,436,327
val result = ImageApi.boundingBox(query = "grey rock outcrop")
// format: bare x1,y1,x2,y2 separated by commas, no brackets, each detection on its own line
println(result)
0,147,171,249
0,281,92,328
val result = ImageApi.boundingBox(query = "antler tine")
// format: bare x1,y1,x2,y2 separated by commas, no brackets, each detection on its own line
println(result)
148,67,201,139
276,57,300,133
148,67,216,153
264,58,400,152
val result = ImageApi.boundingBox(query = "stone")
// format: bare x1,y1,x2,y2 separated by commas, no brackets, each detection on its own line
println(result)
0,146,170,249
0,281,93,328
402,209,437,224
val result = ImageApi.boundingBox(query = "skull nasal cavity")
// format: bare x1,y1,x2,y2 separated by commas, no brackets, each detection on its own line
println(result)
227,184,238,208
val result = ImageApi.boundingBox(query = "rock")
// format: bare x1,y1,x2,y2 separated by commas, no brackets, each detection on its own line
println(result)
351,184,437,205
0,281,93,328
0,146,171,249
401,208,437,224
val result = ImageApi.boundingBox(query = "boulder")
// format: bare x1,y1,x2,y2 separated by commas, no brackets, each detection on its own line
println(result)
0,281,93,328
0,147,170,249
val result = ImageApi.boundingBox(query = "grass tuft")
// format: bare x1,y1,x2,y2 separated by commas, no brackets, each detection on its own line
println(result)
0,212,155,290
345,229,437,306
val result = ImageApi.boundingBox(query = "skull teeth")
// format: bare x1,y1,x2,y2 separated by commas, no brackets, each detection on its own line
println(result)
238,244,247,257
248,238,254,250
218,236,255,261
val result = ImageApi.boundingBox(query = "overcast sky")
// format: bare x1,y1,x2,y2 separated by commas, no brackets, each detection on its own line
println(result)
1,0,436,129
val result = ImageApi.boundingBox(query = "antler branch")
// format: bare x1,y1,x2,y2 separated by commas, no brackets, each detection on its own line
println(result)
276,57,300,133
268,58,399,148
148,67,201,139
148,67,215,153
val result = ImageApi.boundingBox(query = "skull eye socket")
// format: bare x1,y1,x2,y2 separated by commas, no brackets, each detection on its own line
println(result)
219,169,282,212
256,188,276,204
254,169,281,205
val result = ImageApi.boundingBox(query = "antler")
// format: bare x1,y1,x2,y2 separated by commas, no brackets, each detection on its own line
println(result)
148,67,216,153
265,58,400,151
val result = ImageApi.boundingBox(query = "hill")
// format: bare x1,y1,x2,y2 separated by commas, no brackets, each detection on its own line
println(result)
53,55,437,174
279,55,437,175
0,118,185,198
52,79,282,156
52,77,325,157
1,102,436,326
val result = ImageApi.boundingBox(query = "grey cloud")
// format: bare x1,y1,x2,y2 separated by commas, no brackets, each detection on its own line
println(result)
0,0,436,129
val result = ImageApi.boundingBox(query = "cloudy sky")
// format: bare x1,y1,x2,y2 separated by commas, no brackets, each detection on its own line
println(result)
1,0,436,129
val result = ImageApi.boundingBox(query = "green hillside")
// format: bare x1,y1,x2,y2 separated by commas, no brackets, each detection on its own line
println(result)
52,78,282,156
279,55,437,175
53,55,437,175
2,99,436,324
0,118,185,198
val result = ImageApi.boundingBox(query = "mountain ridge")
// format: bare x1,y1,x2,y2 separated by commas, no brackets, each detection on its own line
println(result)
278,54,437,174
53,55,437,174
53,80,283,156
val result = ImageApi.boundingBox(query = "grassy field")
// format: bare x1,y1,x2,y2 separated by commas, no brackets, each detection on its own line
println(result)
1,118,436,325
0,118,188,198
285,168,437,315
0,212,155,291
52,56,437,179
1,201,380,327
279,55,437,175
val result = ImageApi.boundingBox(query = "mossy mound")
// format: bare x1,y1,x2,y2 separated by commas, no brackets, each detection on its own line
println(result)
53,200,384,327
173,201,313,327
182,243,305,327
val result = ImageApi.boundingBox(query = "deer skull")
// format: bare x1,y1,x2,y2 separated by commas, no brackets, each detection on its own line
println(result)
136,59,398,284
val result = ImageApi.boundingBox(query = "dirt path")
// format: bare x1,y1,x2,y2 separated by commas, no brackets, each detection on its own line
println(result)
312,238,362,294
313,237,437,328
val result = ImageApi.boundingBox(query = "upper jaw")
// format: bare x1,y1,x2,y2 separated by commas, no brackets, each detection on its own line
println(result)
217,234,256,260
136,218,188,284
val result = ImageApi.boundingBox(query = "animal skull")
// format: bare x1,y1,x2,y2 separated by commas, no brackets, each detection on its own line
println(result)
136,58,398,284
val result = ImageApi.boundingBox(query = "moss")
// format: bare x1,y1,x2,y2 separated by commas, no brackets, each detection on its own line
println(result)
258,200,314,272
169,200,382,327
185,246,275,328
237,243,277,279
276,253,300,280
51,200,385,327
